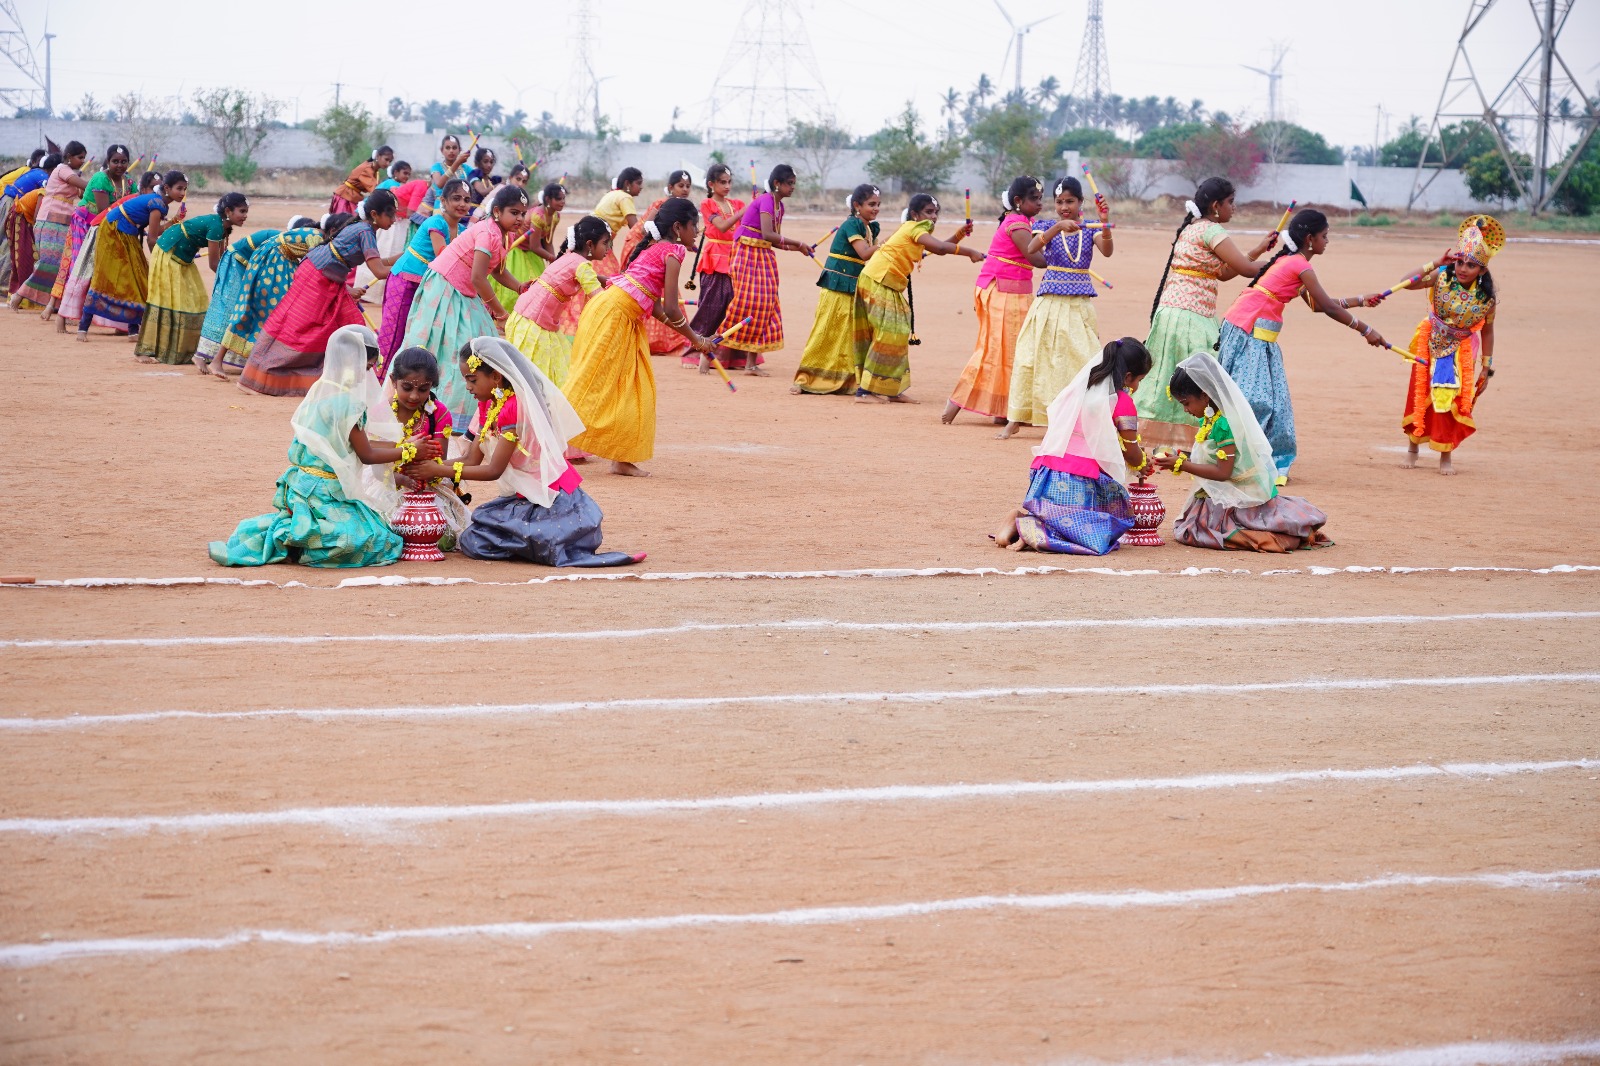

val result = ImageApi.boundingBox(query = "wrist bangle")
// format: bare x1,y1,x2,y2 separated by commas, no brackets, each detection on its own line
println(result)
451,461,464,485
1171,453,1186,474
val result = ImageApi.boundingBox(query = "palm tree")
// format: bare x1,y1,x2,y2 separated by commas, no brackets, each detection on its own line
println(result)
1033,75,1060,110
975,73,994,107
1187,98,1206,123
940,87,962,140
483,100,505,129
1161,96,1181,126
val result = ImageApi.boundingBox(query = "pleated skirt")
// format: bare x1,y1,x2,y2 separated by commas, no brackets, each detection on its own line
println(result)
136,247,210,364
949,283,1032,418
16,216,66,306
240,265,363,397
1136,305,1219,448
1174,493,1331,553
854,275,912,398
793,288,867,395
564,286,656,464
1007,295,1099,427
81,225,148,329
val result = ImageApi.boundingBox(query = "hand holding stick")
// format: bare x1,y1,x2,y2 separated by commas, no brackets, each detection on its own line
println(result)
704,315,753,393
1079,163,1107,213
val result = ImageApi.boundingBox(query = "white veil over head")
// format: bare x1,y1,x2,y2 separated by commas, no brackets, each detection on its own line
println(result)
1033,361,1131,487
1175,353,1276,508
467,336,585,508
290,325,398,515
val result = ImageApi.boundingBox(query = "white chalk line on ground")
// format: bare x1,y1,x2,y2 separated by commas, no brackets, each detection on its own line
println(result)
4,672,1597,731
2,867,1594,968
0,563,1595,591
6,609,1595,652
3,758,1592,837
1165,1037,1600,1066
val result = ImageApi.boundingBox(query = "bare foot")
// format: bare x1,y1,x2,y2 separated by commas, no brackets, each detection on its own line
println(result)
743,365,769,377
134,354,157,364
697,355,710,375
855,392,889,404
992,509,1023,547
992,416,1007,425
6,294,21,311
1005,538,1026,552
54,317,67,333
940,401,960,425
74,331,89,344
1402,442,1419,469
887,392,920,404
788,384,802,395
995,421,1021,440
1438,453,1456,476
236,382,255,395
207,362,233,380
192,354,210,373
126,331,140,344
610,461,651,477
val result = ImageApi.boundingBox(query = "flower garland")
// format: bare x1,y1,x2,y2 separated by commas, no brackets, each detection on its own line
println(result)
391,399,424,469
478,387,515,447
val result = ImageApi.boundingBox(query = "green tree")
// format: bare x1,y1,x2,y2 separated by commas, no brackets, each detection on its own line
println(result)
785,115,854,192
1379,117,1439,167
866,105,960,193
1134,122,1205,160
311,102,391,171
1055,126,1130,156
192,88,282,187
964,100,1054,196
1250,121,1342,165
661,128,702,144
1552,136,1600,215
1463,148,1528,205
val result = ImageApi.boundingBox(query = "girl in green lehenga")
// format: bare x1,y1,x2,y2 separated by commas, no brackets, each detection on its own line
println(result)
209,325,441,568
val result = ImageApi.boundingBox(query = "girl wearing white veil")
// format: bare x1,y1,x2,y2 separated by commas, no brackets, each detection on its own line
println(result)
365,345,470,546
405,337,643,567
992,338,1152,555
210,325,440,568
1154,354,1331,552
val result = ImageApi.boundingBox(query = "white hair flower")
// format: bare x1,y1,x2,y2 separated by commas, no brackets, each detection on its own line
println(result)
1184,199,1202,218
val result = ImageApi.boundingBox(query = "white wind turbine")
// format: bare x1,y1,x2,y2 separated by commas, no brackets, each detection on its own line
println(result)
994,0,1057,97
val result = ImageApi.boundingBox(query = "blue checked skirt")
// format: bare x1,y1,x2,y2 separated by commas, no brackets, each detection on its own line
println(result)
1216,320,1296,477
1018,466,1135,555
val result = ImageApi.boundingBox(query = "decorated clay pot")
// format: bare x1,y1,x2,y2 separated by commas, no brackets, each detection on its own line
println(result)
1123,478,1166,547
394,488,448,562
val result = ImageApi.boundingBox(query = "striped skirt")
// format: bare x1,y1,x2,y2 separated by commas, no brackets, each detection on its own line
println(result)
81,225,148,329
221,245,301,365
15,216,66,306
399,271,499,428
136,248,210,364
718,238,782,358
51,206,92,302
6,209,37,300
854,275,913,397
793,288,867,395
240,265,363,397
0,193,12,290
377,271,422,376
196,249,253,369
564,285,656,464
1017,466,1134,556
949,283,1033,419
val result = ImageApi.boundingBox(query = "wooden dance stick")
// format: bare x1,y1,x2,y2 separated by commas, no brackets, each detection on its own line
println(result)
1088,269,1113,290
1079,163,1107,212
964,188,971,222
1385,342,1427,368
1272,200,1297,237
1379,266,1437,299
145,153,159,173
512,140,523,163
703,315,754,392
749,160,759,197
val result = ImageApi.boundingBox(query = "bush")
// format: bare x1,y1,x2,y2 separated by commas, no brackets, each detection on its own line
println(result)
866,105,960,194
1054,127,1129,157
1463,149,1528,205
661,128,701,144
311,102,391,171
221,154,258,185
1352,214,1396,227
965,100,1055,196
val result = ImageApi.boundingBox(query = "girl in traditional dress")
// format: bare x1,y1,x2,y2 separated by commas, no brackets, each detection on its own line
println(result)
379,178,470,373
137,192,250,365
6,151,60,306
401,182,532,426
330,146,392,214
1135,178,1278,448
997,176,1113,438
1154,355,1331,552
52,144,130,332
210,325,438,569
505,214,609,386
522,181,566,284
563,197,713,476
376,160,411,191
365,345,468,546
944,175,1046,424
714,163,815,374
404,338,643,567
194,215,312,379
618,170,694,359
467,147,501,205
217,217,333,371
589,167,644,281
241,190,398,397
792,183,881,395
685,163,743,369
992,338,1151,555
1389,215,1501,475
854,194,981,403
0,149,47,290
1216,209,1387,480
19,141,87,316
76,170,186,343
488,165,542,313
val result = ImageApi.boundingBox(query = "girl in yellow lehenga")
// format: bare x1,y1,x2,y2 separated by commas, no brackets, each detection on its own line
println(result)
562,198,714,476
792,183,881,395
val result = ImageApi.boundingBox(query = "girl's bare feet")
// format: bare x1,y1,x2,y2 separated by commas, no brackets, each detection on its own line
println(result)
1438,452,1455,476
207,361,233,380
995,421,1022,440
788,384,802,395
887,392,919,404
1402,442,1419,469
192,354,210,373
6,293,22,311
54,316,67,333
855,392,889,404
126,331,140,344
74,331,89,344
743,364,768,377
992,508,1024,548
610,461,650,477
135,354,157,363
940,401,960,424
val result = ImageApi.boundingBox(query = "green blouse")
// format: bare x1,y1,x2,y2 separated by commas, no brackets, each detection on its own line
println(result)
79,171,124,210
816,215,879,295
155,213,228,263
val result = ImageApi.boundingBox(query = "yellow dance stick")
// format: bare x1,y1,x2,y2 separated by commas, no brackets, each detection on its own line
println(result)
1088,268,1114,290
964,187,971,222
1272,199,1297,236
705,315,754,392
1385,342,1427,368
145,153,159,173
1079,163,1106,212
512,140,524,163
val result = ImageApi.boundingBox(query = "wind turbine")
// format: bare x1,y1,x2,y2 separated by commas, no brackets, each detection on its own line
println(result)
1243,43,1289,124
994,0,1057,97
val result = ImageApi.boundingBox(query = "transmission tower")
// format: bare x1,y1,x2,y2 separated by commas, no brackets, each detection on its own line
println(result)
1070,0,1112,129
706,0,826,143
0,0,46,114
1410,0,1599,213
564,0,601,133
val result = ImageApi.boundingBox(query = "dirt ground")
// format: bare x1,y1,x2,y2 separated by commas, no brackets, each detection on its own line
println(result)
0,199,1596,1064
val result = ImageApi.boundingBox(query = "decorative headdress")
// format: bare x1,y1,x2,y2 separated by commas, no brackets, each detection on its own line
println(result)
1455,214,1504,266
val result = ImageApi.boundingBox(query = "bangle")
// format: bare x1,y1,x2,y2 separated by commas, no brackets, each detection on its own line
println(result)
395,439,418,467
451,461,464,485
1171,453,1186,474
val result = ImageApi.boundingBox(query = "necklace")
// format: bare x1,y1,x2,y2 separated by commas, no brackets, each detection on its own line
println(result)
1193,411,1220,444
479,387,513,447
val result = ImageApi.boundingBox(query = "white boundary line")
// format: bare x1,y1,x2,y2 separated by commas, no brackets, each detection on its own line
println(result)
1175,1038,1600,1066
4,758,1592,837
5,672,1597,731
2,867,1594,967
1,563,1595,591
6,609,1595,652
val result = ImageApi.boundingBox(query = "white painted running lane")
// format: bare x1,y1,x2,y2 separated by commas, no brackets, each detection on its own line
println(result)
2,868,1594,967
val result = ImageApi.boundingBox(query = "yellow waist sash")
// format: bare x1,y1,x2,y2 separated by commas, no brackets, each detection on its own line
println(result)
295,465,338,480
537,277,570,302
1251,321,1282,343
738,236,773,249
1171,266,1216,280
827,251,866,265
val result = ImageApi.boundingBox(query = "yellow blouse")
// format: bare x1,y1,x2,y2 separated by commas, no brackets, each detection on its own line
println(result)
860,219,933,291
592,190,638,235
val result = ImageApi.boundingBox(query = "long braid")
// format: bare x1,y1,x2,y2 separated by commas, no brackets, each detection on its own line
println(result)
907,277,920,345
1147,210,1194,328
1149,177,1233,328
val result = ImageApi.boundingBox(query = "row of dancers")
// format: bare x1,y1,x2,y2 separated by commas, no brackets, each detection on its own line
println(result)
1,140,1504,564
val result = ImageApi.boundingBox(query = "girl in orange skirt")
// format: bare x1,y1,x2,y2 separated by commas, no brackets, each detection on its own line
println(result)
943,175,1045,425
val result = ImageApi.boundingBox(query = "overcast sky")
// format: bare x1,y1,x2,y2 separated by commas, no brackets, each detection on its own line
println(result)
16,0,1599,154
